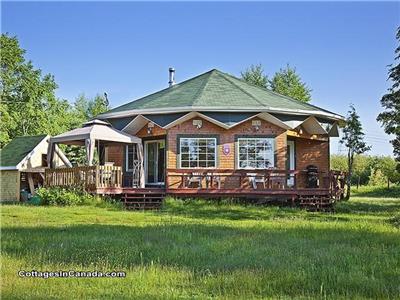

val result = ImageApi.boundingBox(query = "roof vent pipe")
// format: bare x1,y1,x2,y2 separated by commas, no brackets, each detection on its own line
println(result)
168,67,176,87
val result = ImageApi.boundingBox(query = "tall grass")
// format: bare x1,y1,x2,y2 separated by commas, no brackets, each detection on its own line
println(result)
351,184,400,198
1,196,399,299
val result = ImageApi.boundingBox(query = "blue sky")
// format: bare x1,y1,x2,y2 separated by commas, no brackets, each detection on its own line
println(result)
2,1,399,156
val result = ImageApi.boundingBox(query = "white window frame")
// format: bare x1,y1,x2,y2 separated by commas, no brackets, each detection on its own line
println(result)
179,137,217,169
125,144,136,172
237,137,275,169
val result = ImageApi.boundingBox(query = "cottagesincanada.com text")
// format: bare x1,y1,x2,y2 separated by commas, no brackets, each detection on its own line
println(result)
18,270,126,279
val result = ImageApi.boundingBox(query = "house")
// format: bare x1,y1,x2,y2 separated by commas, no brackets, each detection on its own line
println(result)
45,69,345,208
0,135,70,201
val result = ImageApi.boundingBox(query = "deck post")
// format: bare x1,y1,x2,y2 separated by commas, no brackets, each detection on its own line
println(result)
95,166,100,189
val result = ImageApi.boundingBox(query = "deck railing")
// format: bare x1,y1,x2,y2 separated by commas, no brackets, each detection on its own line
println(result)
45,165,122,190
166,168,346,198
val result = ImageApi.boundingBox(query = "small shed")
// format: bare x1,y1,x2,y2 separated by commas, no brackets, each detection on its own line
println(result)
0,135,70,201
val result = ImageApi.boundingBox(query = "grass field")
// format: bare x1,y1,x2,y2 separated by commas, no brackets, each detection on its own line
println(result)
1,193,400,299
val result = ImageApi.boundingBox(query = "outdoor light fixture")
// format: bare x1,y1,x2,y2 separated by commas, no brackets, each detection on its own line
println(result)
193,119,203,129
147,122,154,134
298,127,304,135
252,120,261,131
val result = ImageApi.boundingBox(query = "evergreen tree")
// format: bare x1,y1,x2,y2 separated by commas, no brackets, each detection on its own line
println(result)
340,105,371,199
377,27,400,169
240,64,268,88
270,64,312,102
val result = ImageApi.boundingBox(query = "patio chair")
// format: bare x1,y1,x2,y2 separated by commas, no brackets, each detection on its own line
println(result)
269,173,286,189
205,172,221,189
247,172,266,189
187,172,204,188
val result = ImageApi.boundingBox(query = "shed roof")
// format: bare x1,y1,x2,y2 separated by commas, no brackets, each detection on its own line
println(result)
0,135,47,167
100,69,343,120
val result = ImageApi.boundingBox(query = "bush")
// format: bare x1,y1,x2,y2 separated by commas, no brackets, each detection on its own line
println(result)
368,169,387,186
37,187,91,206
36,187,123,209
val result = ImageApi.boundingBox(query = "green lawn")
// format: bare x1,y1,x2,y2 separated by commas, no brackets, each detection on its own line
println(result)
1,196,399,299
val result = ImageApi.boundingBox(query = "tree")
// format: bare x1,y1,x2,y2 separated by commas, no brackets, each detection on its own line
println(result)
72,93,109,123
269,64,312,102
340,105,371,199
377,27,400,169
64,94,110,165
374,156,400,187
330,154,347,172
0,34,74,147
240,64,268,88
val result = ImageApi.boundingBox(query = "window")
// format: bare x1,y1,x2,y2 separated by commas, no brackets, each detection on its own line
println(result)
180,138,216,168
237,137,274,169
125,144,138,171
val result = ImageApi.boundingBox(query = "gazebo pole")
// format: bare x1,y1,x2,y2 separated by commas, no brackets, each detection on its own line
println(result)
85,138,95,166
47,141,55,168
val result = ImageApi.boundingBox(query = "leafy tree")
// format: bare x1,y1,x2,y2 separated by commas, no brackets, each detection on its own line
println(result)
352,155,374,186
377,27,400,169
374,155,400,187
64,94,110,165
240,64,268,88
72,93,109,124
331,154,400,187
340,105,371,199
0,34,74,147
330,154,347,172
270,64,312,102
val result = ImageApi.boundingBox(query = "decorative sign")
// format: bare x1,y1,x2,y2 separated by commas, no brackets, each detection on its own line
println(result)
222,144,230,155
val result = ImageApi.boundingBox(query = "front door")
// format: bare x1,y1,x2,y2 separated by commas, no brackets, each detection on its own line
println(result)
144,140,165,185
287,140,295,187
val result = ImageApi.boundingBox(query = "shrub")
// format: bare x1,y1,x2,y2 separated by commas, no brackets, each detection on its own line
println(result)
368,169,387,186
37,187,87,206
36,187,124,209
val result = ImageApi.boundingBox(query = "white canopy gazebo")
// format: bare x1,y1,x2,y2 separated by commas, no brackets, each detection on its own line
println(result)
47,119,145,188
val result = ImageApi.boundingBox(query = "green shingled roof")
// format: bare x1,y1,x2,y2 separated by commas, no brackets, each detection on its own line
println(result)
0,135,47,167
104,69,334,115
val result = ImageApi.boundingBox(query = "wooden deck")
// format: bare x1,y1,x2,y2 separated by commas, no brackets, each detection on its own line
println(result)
45,166,346,210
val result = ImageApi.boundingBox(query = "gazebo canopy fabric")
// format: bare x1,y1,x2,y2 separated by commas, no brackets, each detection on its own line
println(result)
48,119,145,187
50,119,142,145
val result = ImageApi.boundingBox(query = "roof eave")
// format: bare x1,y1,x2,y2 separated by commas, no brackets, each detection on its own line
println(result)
0,166,18,170
99,106,344,122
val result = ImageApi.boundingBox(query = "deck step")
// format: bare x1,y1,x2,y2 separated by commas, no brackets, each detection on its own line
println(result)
121,188,165,210
298,195,335,212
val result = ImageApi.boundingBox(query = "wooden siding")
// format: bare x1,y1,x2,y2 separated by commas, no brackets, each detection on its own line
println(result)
136,123,166,138
295,138,330,172
166,117,287,188
106,145,124,167
295,138,330,188
0,170,20,201
167,116,287,170
103,116,330,190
